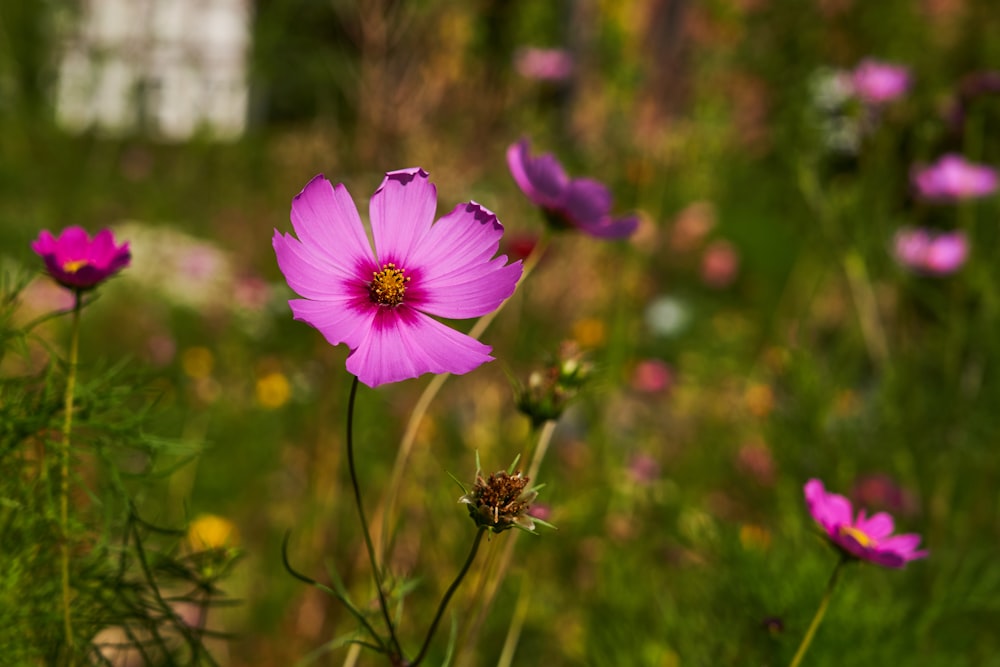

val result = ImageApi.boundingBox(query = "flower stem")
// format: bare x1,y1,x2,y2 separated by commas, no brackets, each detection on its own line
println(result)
345,376,401,661
60,291,82,661
374,234,551,558
788,557,847,667
411,527,487,667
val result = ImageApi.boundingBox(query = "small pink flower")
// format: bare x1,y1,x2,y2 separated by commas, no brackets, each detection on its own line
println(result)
513,47,575,82
627,453,661,485
804,478,928,568
700,239,740,288
630,359,673,393
892,227,968,275
507,139,638,239
273,170,523,388
850,59,911,104
31,226,131,290
912,154,998,202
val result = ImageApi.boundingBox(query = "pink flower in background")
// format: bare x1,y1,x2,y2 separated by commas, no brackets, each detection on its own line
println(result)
850,59,910,104
700,239,740,288
892,227,968,275
631,359,673,393
507,139,639,239
32,226,131,290
273,170,522,388
851,473,919,518
627,452,661,485
804,478,928,568
912,154,998,201
514,47,575,82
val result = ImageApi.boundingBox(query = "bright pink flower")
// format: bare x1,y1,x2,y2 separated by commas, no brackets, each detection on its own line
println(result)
507,139,638,239
513,47,575,82
850,59,910,104
630,358,673,393
804,478,927,568
912,154,998,201
892,227,968,275
273,169,523,388
700,239,740,288
31,226,131,290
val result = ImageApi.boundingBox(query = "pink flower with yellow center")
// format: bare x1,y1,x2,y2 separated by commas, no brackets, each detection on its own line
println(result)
804,478,927,568
31,226,131,290
272,169,523,388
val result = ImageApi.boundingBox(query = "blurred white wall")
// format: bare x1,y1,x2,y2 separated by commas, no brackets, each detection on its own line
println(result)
54,0,251,141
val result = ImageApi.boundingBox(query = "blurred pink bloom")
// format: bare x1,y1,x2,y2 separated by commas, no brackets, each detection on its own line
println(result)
507,139,639,239
912,154,998,201
32,226,130,290
851,473,919,518
514,47,575,82
850,59,911,104
700,239,740,288
233,275,272,311
892,227,968,275
631,358,673,393
627,452,661,485
804,478,928,568
273,170,522,388
528,503,552,522
737,441,775,486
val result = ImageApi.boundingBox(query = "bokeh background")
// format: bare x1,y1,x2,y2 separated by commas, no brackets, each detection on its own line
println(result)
2,0,1000,665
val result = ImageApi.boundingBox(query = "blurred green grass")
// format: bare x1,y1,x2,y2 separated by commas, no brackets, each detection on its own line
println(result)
3,0,1000,665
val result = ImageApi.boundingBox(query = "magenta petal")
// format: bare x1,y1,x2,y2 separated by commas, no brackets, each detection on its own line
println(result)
507,139,570,209
273,231,372,300
855,511,895,540
805,479,853,533
867,549,907,569
563,178,612,223
579,215,641,239
370,168,437,266
290,175,375,280
346,307,495,387
289,297,373,352
408,202,523,319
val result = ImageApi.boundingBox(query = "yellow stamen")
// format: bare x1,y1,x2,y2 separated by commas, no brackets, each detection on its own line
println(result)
838,524,875,548
368,263,409,307
62,259,90,273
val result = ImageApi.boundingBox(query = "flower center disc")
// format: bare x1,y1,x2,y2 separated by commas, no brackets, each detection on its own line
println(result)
838,524,875,548
368,263,409,307
62,259,90,273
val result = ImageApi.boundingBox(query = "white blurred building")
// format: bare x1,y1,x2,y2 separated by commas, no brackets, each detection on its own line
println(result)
54,0,251,140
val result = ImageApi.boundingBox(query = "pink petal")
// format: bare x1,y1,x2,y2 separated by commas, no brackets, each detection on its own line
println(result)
289,297,373,352
854,511,895,540
290,175,375,280
273,231,373,300
578,215,640,239
507,139,570,209
804,479,853,533
346,306,494,387
407,202,523,319
867,549,907,568
878,533,924,556
563,178,612,224
370,168,437,267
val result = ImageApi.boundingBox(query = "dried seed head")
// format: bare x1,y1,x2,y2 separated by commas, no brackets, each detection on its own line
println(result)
460,470,538,533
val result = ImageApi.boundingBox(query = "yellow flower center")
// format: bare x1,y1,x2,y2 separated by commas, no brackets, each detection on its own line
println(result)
62,259,90,273
838,524,875,548
368,263,409,306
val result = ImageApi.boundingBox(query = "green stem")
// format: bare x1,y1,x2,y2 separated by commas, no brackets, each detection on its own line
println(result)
788,557,847,667
60,291,82,660
411,527,487,667
345,376,401,661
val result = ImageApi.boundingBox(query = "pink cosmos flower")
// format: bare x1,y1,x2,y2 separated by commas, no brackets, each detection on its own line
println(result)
912,154,999,202
804,478,927,568
272,169,523,388
31,226,131,290
892,227,968,275
850,59,911,105
507,139,638,239
513,47,575,82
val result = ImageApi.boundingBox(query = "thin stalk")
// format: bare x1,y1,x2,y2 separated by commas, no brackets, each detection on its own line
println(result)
457,420,556,665
60,291,82,659
345,376,401,660
496,575,531,667
788,557,847,667
375,234,551,558
411,527,487,667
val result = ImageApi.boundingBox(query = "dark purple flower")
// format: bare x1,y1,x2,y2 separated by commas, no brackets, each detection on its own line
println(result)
32,226,131,290
804,478,927,568
850,59,911,105
912,154,998,202
272,170,522,388
507,139,638,239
